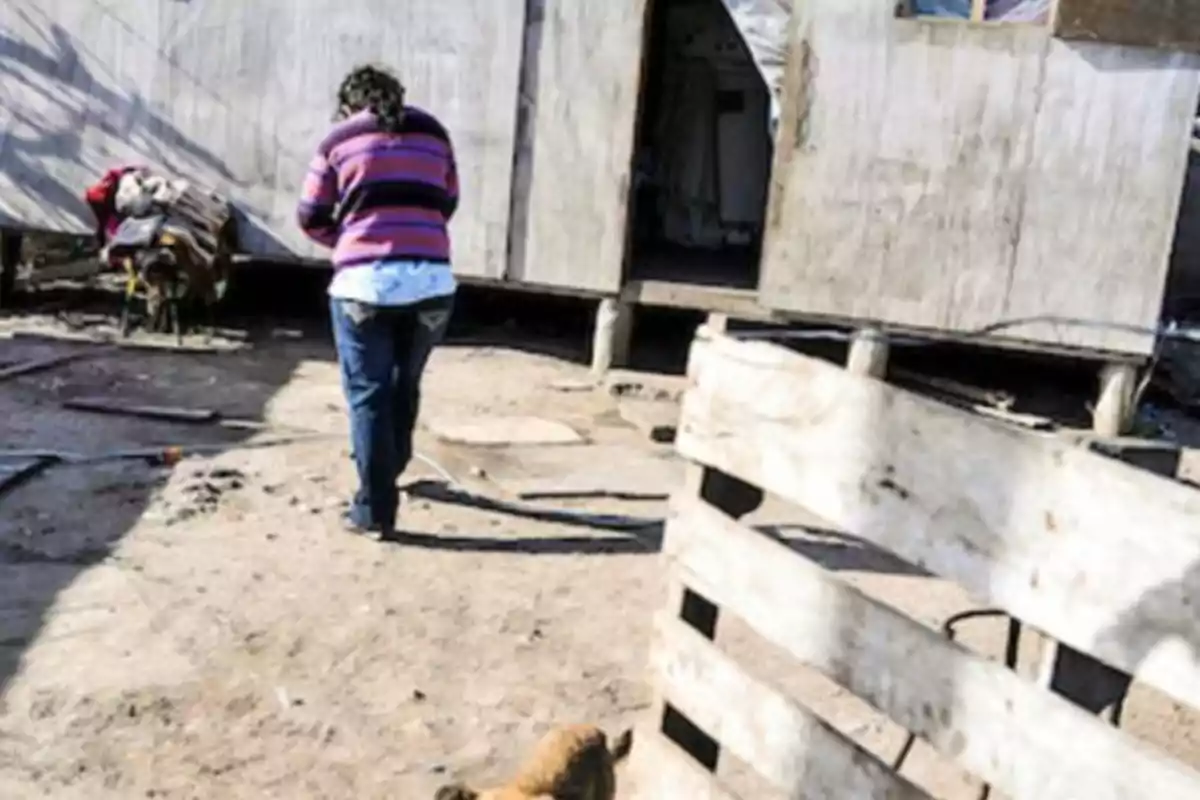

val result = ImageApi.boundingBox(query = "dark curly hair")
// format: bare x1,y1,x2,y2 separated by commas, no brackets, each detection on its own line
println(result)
335,64,407,133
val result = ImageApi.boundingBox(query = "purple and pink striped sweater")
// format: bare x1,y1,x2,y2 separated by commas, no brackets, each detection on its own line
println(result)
297,107,459,269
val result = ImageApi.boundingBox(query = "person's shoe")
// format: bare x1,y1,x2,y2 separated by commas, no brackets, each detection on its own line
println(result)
340,511,394,542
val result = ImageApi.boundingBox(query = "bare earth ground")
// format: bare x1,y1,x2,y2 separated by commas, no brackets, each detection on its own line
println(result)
0,305,1198,799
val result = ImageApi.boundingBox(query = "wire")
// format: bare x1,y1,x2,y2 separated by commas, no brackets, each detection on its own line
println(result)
891,609,1019,800
411,452,661,532
890,608,1128,799
726,316,1200,346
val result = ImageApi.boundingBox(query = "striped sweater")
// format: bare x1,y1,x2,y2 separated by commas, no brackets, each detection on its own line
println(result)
297,107,459,269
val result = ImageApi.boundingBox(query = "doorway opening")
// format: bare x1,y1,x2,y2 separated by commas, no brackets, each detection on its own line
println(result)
627,0,774,290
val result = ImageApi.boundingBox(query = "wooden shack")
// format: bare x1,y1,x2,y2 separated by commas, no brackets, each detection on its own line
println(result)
2,0,1199,391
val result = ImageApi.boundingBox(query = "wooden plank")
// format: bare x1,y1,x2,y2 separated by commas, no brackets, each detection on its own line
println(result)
760,4,1048,341
1055,0,1200,52
0,0,524,278
620,280,784,321
0,346,117,383
651,613,932,800
675,329,1200,712
664,495,1200,799
759,0,1200,356
511,0,648,292
627,729,742,800
62,397,219,424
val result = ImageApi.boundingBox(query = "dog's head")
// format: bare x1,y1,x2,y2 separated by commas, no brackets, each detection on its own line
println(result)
434,785,477,800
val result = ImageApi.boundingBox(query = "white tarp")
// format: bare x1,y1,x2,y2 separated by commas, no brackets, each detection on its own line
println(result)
717,0,791,129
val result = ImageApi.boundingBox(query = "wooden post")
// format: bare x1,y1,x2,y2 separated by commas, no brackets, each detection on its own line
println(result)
969,0,987,21
591,296,634,376
656,312,764,775
0,230,21,308
1092,363,1138,438
846,327,889,378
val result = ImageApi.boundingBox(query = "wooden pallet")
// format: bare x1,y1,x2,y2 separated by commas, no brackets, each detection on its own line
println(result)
627,321,1200,799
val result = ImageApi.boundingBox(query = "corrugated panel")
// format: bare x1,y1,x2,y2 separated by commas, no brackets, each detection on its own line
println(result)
0,0,525,277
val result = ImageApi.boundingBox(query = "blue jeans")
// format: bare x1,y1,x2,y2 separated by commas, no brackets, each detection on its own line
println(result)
329,293,454,533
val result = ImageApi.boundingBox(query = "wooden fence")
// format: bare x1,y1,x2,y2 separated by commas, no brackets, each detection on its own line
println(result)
628,323,1200,798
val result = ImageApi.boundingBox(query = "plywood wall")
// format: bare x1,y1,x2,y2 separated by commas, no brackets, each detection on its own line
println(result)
509,0,649,293
0,0,525,277
761,1,1200,355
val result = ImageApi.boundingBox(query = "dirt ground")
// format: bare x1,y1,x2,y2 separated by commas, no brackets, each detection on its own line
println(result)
1,296,1198,799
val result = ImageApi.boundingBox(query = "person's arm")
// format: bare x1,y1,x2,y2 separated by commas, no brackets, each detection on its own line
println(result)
443,132,460,222
297,149,339,248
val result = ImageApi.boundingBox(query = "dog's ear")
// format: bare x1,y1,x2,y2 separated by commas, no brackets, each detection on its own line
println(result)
433,783,479,800
608,728,634,763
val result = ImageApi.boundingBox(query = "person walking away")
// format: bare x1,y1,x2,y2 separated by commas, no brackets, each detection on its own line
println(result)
297,64,458,540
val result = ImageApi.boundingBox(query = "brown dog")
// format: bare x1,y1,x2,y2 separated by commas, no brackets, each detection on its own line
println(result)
435,725,633,800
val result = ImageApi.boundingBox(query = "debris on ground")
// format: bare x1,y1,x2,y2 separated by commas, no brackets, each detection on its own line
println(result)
63,397,220,424
483,444,683,502
891,367,1015,411
616,397,680,444
159,466,249,525
0,345,117,383
546,377,595,393
9,329,239,355
602,369,685,403
1157,337,1200,411
0,456,59,500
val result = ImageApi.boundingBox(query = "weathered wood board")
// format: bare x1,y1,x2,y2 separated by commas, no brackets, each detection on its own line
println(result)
0,0,525,277
634,327,1200,798
650,608,931,800
509,0,649,293
760,1,1200,355
677,326,1200,712
655,495,1200,799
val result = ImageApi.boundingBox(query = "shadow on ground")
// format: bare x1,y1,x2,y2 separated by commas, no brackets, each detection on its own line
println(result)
0,264,337,696
0,260,709,700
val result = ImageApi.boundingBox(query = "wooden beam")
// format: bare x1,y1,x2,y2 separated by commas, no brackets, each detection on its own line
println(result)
970,0,987,22
636,317,764,791
651,613,931,799
663,496,1200,798
1093,362,1138,437
845,328,889,378
627,730,742,800
591,297,634,376
675,329,1200,711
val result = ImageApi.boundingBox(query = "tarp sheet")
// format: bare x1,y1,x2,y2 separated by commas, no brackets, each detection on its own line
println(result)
717,0,791,129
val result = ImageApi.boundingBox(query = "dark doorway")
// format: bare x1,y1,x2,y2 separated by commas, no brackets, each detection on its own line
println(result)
627,0,774,291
